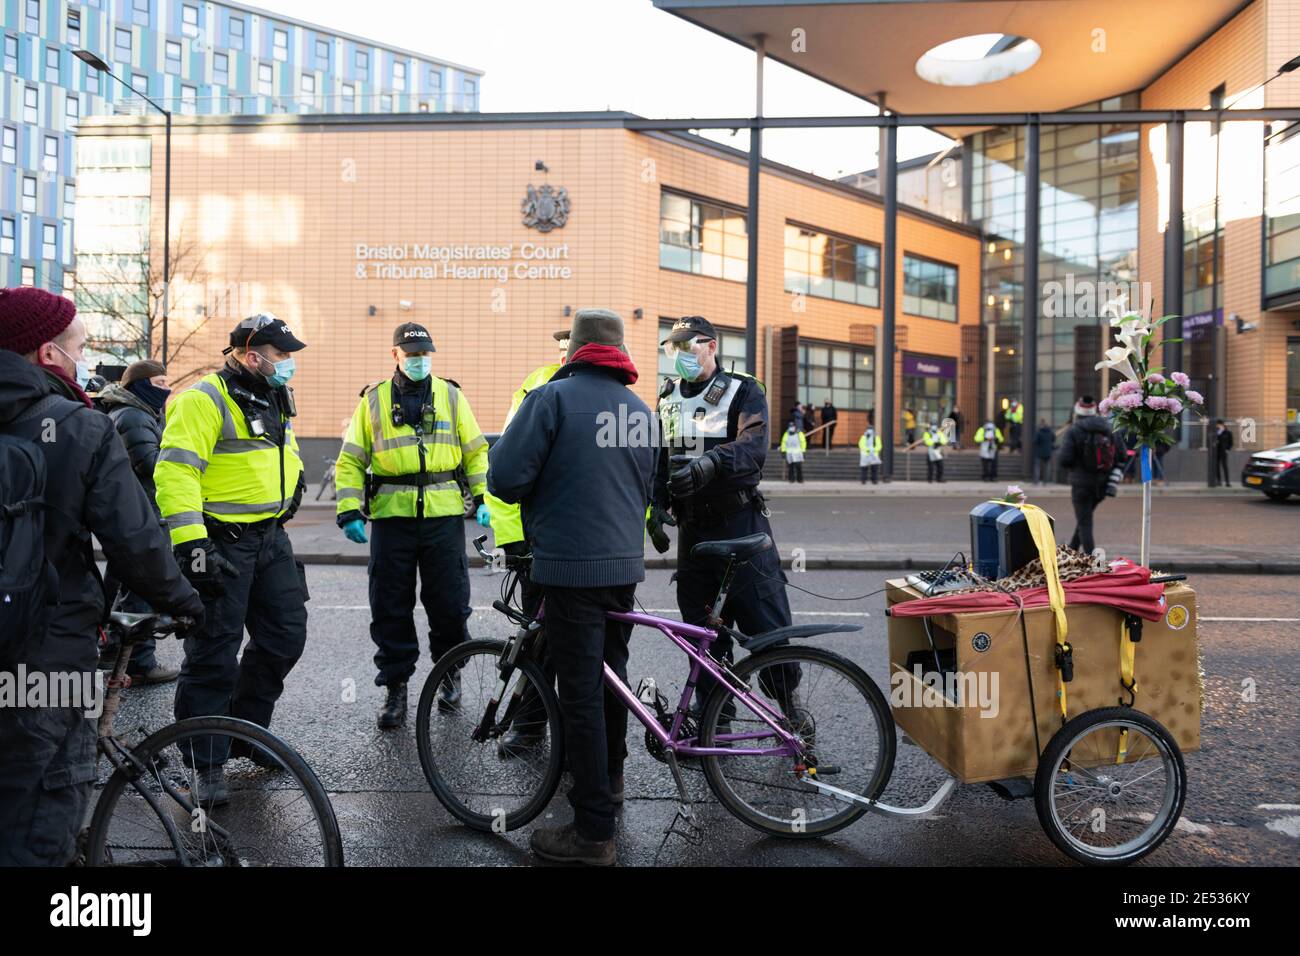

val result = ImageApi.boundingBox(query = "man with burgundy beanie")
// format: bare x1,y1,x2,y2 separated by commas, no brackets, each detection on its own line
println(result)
488,308,654,866
0,287,203,866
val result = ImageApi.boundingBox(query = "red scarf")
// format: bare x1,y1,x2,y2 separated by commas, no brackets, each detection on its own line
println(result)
569,343,638,385
39,361,93,408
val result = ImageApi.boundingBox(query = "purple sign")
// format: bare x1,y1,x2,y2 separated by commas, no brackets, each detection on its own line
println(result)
1181,309,1222,342
903,354,957,379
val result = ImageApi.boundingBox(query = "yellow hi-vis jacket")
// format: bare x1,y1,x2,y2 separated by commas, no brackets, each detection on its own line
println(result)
335,373,487,521
485,362,561,547
858,432,882,454
155,371,304,546
922,429,948,448
780,430,807,454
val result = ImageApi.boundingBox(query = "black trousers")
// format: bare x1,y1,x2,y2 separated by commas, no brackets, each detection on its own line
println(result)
543,583,635,842
675,502,800,709
926,458,944,482
1215,450,1232,486
175,521,308,768
981,455,999,480
0,703,95,865
786,461,803,482
860,465,879,484
1068,481,1107,555
369,515,471,687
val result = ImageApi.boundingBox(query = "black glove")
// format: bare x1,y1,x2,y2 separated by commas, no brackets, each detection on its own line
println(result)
174,538,240,600
646,504,676,554
280,473,307,525
172,606,206,640
668,452,718,500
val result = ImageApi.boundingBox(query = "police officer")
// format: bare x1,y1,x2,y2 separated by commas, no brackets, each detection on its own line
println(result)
652,315,801,714
155,312,309,803
910,421,947,483
334,322,489,728
486,329,569,755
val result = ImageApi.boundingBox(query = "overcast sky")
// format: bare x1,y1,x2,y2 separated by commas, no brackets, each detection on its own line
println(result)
255,0,955,179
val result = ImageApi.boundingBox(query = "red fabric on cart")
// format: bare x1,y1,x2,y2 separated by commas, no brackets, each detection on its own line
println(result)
890,559,1168,622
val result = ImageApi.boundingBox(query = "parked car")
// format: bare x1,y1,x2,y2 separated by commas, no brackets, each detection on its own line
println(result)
1241,442,1300,501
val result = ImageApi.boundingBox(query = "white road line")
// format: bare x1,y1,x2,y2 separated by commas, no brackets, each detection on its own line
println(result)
1196,621,1300,629
317,605,869,618
1257,804,1300,811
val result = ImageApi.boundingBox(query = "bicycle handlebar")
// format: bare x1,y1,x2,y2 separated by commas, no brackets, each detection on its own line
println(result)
107,612,194,641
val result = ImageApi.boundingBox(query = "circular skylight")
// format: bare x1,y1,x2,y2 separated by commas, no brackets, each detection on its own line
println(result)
915,33,1042,87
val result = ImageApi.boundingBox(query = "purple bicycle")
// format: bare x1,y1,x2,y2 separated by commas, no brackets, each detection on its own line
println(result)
416,533,901,840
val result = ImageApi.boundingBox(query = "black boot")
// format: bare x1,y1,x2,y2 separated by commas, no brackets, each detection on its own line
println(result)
377,682,407,729
496,723,547,758
437,671,462,712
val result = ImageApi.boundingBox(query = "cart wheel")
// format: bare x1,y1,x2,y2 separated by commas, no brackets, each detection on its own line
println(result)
1033,706,1186,866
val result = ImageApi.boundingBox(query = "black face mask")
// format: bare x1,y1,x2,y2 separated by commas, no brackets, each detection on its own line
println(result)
126,378,171,412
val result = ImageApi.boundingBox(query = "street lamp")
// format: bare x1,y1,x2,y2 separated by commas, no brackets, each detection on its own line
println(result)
74,49,172,365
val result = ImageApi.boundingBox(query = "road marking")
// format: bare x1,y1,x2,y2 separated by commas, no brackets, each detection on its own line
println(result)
1200,616,1300,623
1257,804,1300,811
316,605,869,618
1265,817,1300,838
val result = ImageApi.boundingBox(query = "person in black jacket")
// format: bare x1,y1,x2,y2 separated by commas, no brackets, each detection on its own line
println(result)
98,359,176,682
1057,396,1116,556
0,288,204,867
1213,419,1234,486
488,309,654,867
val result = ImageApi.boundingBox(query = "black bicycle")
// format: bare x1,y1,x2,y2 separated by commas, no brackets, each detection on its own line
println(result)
83,612,344,867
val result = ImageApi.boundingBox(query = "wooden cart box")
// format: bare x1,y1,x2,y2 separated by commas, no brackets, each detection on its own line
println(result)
886,579,1201,784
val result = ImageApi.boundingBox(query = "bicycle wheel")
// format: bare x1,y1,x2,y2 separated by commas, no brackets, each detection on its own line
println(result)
1034,706,1186,865
86,716,343,867
700,645,895,839
416,639,564,832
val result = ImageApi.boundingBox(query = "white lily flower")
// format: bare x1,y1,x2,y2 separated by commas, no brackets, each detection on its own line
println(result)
1095,345,1139,381
1100,295,1129,321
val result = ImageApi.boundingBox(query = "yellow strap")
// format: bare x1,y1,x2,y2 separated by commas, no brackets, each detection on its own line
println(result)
1117,616,1137,762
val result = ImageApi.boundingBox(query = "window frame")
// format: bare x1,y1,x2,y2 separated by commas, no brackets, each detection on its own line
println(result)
23,86,39,125
229,15,245,50
41,222,57,261
132,0,149,28
658,188,749,284
273,27,288,62
257,62,273,96
0,216,14,256
213,51,229,86
796,337,876,412
164,39,182,75
1,127,16,165
22,175,37,214
181,4,199,38
901,252,959,322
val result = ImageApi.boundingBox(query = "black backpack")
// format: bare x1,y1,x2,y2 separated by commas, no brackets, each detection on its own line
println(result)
0,396,66,668
1078,426,1117,475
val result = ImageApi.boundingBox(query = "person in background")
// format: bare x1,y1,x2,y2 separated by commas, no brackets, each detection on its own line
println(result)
974,418,1003,481
802,402,818,440
858,424,882,484
907,421,947,483
488,308,654,867
820,398,838,449
902,406,917,446
0,288,203,866
1032,417,1055,485
781,422,806,482
1057,396,1117,556
1006,399,1024,453
950,405,964,449
97,359,178,683
790,401,804,434
1214,419,1234,487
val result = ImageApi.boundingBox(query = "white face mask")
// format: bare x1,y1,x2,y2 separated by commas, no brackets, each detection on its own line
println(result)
53,342,91,389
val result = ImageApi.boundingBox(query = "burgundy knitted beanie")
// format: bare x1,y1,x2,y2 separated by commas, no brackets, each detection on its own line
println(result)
0,287,77,355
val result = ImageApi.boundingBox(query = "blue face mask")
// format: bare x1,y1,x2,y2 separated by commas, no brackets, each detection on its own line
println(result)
261,355,295,387
674,351,702,381
403,356,432,381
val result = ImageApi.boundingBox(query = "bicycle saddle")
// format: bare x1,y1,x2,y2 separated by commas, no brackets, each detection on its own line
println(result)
690,533,772,562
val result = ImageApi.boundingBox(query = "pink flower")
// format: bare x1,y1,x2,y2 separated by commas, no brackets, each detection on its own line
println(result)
1147,372,1165,385
1171,371,1190,388
1185,389,1204,405
1167,397,1183,415
1116,392,1144,410
1098,397,1115,415
1115,379,1143,395
1145,396,1170,411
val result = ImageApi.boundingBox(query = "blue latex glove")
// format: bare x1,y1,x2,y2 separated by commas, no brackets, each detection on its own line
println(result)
475,503,492,528
342,518,368,544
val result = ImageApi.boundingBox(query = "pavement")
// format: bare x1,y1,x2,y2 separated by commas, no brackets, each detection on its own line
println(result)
99,566,1300,867
288,484,1298,574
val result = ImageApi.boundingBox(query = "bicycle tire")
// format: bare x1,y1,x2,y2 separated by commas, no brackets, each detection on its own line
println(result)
86,715,343,867
700,645,896,839
416,639,565,833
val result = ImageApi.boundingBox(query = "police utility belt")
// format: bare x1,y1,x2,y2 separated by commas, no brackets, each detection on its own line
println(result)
678,487,766,528
363,469,457,505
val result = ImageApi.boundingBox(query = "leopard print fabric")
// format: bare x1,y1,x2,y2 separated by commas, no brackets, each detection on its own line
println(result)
949,545,1109,594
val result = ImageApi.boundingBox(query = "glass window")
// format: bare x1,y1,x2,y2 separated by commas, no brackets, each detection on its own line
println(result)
22,176,37,213
67,10,80,45
1265,122,1300,302
63,182,74,215
315,38,330,69
132,0,149,28
4,35,16,74
258,63,273,96
783,224,879,308
658,190,747,283
21,266,35,287
23,87,38,125
44,45,59,84
0,218,14,256
428,69,443,96
42,223,57,260
393,61,406,91
115,27,132,63
182,4,199,38
214,51,229,86
130,73,148,95
797,341,874,410
229,16,245,50
43,135,57,172
65,93,78,124
300,73,315,100
902,254,958,321
463,76,477,109
25,0,40,34
1,127,15,165
165,40,182,75
180,85,196,114
341,83,355,112
379,93,392,112
273,28,288,62
355,49,369,81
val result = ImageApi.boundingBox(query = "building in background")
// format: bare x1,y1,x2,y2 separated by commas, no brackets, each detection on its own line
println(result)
1,0,483,295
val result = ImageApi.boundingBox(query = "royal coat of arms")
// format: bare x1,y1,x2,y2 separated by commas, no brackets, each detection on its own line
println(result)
521,184,570,232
